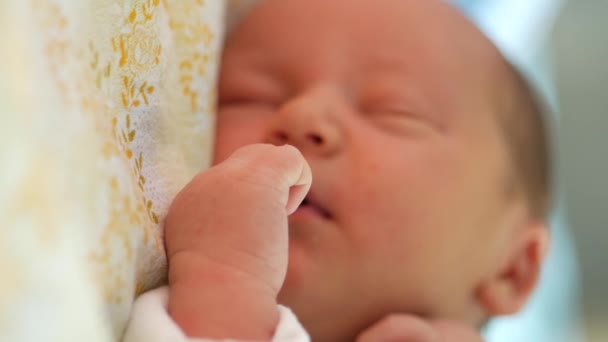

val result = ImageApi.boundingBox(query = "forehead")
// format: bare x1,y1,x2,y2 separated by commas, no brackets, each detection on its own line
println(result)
228,1,506,127
226,0,488,63
224,0,503,98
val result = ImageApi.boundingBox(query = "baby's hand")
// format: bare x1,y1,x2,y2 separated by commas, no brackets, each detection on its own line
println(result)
165,144,311,340
357,314,484,342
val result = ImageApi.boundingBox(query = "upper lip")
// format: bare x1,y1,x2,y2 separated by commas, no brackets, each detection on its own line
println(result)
299,191,332,219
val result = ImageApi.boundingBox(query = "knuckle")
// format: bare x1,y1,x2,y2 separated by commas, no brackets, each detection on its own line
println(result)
239,145,297,179
276,143,301,157
382,314,411,330
211,144,306,196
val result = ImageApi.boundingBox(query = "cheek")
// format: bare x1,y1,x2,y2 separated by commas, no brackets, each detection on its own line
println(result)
348,187,434,260
340,147,467,265
213,110,268,164
338,163,424,255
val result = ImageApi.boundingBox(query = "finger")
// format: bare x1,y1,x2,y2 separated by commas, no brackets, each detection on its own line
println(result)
228,144,312,213
357,315,439,342
286,183,310,216
269,145,312,215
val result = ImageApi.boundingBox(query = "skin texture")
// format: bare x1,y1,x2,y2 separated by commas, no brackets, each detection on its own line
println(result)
166,144,312,340
166,0,549,341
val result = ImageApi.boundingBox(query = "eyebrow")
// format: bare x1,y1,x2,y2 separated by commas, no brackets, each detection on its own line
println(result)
358,75,446,132
220,69,284,96
357,49,415,73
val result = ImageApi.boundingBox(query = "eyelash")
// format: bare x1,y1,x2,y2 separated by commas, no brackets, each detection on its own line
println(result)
362,104,411,117
362,104,439,135
219,95,279,107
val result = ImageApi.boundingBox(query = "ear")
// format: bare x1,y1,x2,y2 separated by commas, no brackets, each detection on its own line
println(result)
475,221,550,315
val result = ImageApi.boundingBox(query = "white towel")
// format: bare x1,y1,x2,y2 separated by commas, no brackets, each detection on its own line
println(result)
0,1,225,340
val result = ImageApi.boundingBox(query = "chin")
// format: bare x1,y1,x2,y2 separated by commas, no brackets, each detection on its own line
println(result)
282,244,310,294
279,240,324,311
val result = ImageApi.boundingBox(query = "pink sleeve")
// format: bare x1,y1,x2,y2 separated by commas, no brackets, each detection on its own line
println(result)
123,287,310,342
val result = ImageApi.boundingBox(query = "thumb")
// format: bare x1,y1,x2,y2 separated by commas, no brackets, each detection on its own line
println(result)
228,144,312,214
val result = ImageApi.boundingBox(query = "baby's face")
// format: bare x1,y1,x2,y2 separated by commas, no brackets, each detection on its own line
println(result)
215,0,525,339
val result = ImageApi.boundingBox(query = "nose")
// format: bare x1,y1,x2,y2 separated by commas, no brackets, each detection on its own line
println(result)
266,86,343,157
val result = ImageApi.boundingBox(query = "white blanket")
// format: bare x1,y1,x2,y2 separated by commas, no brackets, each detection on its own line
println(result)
0,1,227,340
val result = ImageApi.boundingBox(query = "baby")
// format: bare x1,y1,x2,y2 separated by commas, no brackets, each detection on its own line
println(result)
129,0,553,341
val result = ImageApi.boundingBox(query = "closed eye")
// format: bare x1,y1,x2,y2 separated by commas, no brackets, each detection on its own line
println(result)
365,107,439,136
358,77,442,133
218,72,284,109
219,95,278,108
219,97,273,106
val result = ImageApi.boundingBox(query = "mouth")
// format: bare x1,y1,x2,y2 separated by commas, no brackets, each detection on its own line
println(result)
297,194,332,220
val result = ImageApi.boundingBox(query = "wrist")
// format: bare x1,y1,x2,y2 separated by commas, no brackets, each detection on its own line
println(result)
168,251,280,340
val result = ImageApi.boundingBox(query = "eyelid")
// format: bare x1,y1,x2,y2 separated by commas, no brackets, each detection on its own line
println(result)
372,107,424,121
362,103,442,133
219,86,284,107
361,101,416,118
219,73,284,105
219,92,280,105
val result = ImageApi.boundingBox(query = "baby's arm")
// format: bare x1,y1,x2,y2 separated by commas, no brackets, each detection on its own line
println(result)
167,253,280,339
123,287,309,342
164,144,311,340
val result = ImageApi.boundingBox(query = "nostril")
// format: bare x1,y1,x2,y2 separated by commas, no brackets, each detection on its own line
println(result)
275,132,289,143
307,133,324,145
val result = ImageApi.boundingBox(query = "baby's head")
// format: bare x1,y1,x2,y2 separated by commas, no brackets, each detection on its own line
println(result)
214,0,552,340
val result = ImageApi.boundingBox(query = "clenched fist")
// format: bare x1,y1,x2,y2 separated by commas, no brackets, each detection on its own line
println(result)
165,144,312,340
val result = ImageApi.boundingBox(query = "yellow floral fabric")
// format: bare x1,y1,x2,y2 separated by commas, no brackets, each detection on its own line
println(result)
0,0,225,340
